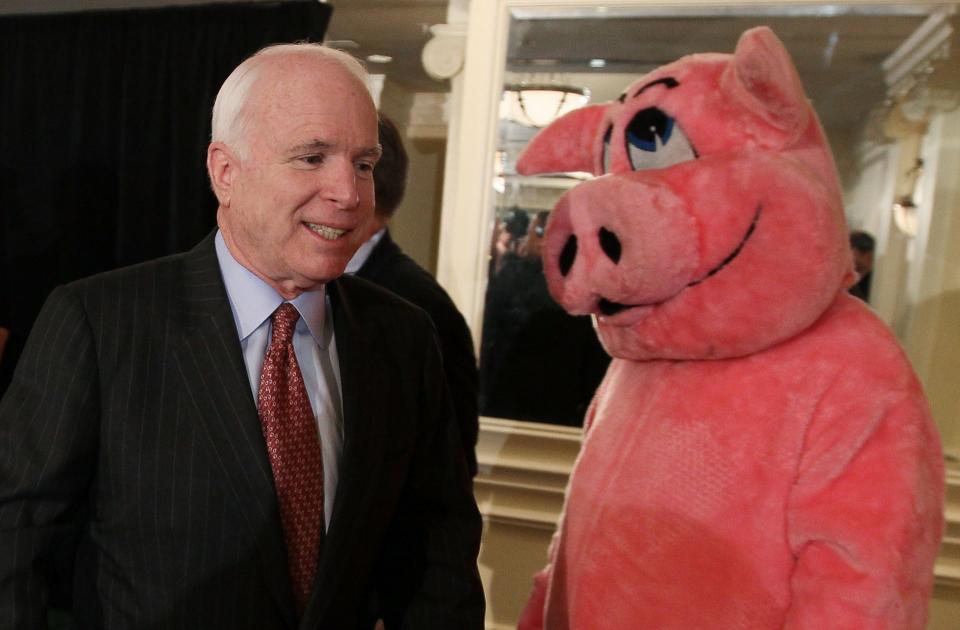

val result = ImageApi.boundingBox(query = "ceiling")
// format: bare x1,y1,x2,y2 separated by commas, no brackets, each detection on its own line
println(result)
506,9,939,140
323,0,449,92
0,0,450,91
0,0,950,133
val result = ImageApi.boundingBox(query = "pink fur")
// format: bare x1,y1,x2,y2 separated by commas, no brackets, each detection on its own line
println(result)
516,27,943,629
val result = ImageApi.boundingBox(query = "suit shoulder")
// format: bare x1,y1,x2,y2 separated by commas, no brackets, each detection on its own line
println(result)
334,274,433,326
51,248,203,328
361,249,466,327
65,249,190,297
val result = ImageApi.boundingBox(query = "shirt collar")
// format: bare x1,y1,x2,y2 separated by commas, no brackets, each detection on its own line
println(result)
344,227,387,274
215,230,329,348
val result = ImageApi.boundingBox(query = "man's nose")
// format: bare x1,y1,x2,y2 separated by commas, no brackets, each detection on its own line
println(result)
322,159,361,209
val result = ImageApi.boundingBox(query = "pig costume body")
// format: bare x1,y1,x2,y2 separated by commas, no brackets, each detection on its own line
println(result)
516,28,944,629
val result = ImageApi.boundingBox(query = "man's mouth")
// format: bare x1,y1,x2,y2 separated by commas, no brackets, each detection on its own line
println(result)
594,205,761,319
305,222,347,240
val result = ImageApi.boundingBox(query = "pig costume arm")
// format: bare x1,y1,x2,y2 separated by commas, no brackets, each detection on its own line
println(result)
514,27,943,630
782,319,944,629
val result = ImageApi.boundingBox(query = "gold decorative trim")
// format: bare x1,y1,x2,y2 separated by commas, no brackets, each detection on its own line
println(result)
938,458,960,589
475,417,581,529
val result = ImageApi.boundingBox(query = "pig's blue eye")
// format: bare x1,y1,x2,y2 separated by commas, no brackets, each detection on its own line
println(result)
626,107,696,171
627,108,673,150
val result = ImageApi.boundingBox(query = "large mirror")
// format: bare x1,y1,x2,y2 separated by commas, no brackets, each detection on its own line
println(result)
438,0,960,630
442,3,959,626
471,3,960,444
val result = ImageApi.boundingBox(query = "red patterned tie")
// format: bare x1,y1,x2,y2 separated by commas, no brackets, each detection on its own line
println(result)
257,303,324,614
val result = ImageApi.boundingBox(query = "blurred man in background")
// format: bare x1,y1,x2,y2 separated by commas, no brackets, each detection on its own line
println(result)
849,230,875,302
347,115,479,476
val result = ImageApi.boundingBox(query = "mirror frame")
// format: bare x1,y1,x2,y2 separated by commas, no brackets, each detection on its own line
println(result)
441,4,959,626
437,0,932,431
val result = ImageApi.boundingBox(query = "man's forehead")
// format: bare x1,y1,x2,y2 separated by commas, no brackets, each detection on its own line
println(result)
256,54,369,100
250,72,376,133
241,63,357,121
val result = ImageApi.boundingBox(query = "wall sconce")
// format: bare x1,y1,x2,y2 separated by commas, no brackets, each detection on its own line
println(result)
891,195,918,237
892,158,923,237
501,83,590,128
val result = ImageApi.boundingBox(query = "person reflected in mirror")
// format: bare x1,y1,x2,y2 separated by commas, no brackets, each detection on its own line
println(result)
480,209,610,426
518,210,548,259
489,207,530,276
346,114,479,477
849,230,875,302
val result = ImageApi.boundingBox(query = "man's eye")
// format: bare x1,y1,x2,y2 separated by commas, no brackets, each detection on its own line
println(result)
356,161,375,176
300,154,324,166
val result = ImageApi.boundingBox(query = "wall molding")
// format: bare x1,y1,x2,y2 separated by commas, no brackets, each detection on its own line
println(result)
474,418,960,590
475,417,582,529
937,457,960,588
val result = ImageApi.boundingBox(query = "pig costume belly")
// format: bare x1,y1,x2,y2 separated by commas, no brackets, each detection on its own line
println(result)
539,297,942,629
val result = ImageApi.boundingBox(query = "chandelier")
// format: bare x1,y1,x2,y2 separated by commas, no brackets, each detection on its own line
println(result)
501,83,590,128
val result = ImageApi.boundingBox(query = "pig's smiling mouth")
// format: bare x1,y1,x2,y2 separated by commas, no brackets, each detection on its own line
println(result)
596,205,761,318
597,298,635,317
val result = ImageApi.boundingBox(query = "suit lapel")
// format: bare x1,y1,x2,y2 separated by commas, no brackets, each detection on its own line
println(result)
303,277,389,624
171,233,298,627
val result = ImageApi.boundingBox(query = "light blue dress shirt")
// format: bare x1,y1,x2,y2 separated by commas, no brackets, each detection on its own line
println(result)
214,231,342,528
343,226,386,275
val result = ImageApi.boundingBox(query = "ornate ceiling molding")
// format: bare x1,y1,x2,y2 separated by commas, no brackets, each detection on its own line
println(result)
882,8,960,123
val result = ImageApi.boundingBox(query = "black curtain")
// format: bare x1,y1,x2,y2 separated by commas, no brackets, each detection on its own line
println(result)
0,1,333,395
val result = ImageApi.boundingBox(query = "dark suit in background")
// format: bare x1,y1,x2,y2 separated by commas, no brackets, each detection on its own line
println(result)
356,230,479,476
351,115,479,477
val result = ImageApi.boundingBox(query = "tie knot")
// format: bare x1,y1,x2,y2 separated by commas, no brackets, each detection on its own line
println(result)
271,303,300,344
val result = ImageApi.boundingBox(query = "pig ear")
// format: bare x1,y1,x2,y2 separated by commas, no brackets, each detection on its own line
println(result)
516,104,608,175
727,27,809,142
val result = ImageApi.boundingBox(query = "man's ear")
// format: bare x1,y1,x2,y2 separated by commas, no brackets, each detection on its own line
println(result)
207,142,238,206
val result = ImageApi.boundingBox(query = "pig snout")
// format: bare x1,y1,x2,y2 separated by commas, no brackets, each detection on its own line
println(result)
557,227,622,277
543,175,700,318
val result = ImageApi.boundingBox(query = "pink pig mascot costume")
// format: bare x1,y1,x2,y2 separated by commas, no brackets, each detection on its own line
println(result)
515,28,944,630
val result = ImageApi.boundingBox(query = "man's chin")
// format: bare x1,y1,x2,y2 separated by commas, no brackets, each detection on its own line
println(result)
298,261,351,287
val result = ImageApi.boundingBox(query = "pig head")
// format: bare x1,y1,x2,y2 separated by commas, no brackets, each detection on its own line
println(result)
517,27,856,361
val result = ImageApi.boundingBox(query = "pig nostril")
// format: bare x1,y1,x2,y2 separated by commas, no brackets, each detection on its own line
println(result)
599,227,622,264
559,235,578,277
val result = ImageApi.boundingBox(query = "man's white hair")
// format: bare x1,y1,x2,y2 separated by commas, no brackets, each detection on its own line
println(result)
211,43,368,159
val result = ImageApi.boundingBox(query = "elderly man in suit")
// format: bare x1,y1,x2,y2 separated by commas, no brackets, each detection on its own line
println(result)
346,115,479,477
0,43,484,629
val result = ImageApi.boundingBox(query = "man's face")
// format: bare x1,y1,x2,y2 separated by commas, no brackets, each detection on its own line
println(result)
214,55,380,297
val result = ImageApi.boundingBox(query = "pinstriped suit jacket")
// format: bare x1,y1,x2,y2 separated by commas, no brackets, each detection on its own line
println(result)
0,233,485,629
